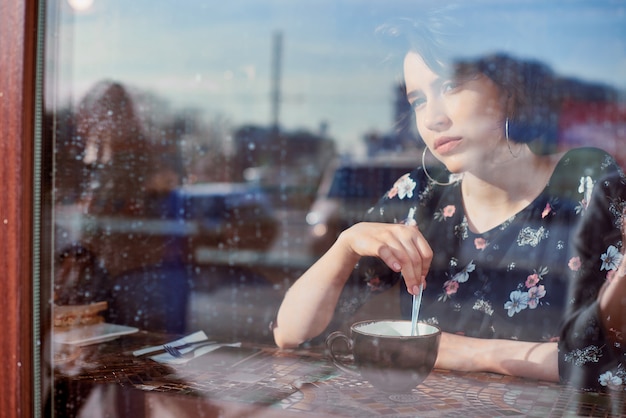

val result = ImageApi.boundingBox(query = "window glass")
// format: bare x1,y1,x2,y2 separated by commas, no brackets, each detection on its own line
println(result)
47,0,626,414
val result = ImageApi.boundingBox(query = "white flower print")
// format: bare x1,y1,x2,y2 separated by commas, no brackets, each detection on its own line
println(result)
504,290,529,317
601,154,616,170
599,371,623,389
517,226,548,247
402,207,417,226
473,299,494,316
600,245,623,271
578,175,594,210
454,217,469,240
396,175,416,200
564,345,602,366
499,216,514,231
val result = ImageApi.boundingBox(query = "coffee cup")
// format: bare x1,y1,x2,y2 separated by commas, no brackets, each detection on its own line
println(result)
325,320,441,393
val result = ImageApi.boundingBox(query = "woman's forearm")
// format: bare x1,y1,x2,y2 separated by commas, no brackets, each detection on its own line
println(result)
273,237,360,348
435,332,559,382
274,221,434,348
598,272,626,343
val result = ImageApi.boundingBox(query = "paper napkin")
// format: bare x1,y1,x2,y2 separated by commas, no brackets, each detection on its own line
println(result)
149,342,242,365
132,330,209,357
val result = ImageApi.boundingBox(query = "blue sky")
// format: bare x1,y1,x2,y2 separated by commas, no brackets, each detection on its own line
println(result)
54,0,626,155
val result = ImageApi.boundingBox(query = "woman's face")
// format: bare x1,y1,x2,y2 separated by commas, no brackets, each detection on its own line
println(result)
403,51,508,174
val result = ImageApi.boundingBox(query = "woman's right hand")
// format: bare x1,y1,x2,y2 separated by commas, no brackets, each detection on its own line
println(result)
274,221,433,348
335,222,433,295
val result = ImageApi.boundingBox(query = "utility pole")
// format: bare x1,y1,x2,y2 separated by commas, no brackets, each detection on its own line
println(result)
270,30,282,134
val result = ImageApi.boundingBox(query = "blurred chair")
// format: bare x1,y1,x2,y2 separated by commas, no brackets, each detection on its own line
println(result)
108,262,190,334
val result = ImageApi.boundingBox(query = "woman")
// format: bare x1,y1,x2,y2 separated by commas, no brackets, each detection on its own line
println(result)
273,14,624,385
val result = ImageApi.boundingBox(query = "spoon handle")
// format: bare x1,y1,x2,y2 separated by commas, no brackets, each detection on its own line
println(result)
411,284,423,336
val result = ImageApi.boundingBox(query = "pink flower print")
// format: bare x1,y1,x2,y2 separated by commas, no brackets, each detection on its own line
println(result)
442,205,456,218
581,199,588,210
367,276,382,290
525,273,540,288
541,203,552,218
606,269,616,282
568,257,581,272
474,237,487,250
387,186,398,199
444,280,459,296
527,285,546,309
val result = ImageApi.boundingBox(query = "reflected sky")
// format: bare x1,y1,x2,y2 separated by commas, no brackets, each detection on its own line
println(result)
54,0,626,155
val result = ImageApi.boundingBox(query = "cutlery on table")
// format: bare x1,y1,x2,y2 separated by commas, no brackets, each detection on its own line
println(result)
163,342,218,359
132,330,209,357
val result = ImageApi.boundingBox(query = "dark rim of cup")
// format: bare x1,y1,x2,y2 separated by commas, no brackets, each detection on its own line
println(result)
351,319,441,339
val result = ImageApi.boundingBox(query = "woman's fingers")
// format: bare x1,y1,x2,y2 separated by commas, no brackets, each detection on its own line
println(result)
396,225,432,294
410,228,433,290
342,222,432,294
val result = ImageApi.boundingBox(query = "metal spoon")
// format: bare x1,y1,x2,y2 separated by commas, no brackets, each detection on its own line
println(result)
410,284,423,336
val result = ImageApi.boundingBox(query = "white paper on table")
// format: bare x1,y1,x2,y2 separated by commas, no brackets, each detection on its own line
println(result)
132,330,209,357
149,342,242,365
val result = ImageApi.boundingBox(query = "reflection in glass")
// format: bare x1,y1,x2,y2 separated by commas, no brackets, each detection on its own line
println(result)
45,1,626,416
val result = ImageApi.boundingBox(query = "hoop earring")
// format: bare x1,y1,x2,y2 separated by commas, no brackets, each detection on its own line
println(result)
505,117,520,158
422,147,455,186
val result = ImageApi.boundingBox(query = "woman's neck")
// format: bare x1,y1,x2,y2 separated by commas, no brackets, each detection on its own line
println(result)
460,149,561,234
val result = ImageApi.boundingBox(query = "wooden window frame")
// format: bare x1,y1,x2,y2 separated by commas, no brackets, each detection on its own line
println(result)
0,0,39,417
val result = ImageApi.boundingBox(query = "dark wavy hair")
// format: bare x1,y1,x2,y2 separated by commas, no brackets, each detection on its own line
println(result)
376,12,562,153
453,54,560,150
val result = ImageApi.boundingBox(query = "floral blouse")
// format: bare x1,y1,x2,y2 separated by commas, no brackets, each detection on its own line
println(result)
320,147,624,391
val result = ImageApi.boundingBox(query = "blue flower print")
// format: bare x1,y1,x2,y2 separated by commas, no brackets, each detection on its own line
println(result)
451,260,475,283
504,290,529,317
516,226,547,247
600,245,623,271
599,371,623,389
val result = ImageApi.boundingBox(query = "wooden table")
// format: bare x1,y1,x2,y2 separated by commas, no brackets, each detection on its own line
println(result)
52,330,625,417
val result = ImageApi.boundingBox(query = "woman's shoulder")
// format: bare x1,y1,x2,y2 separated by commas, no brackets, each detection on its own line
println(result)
550,147,620,185
554,147,617,173
363,165,453,223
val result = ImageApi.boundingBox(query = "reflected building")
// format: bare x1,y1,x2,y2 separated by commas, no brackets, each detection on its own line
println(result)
233,125,337,209
365,83,420,157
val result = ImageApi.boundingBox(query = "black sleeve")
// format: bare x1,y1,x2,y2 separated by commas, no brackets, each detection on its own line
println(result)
559,171,626,391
